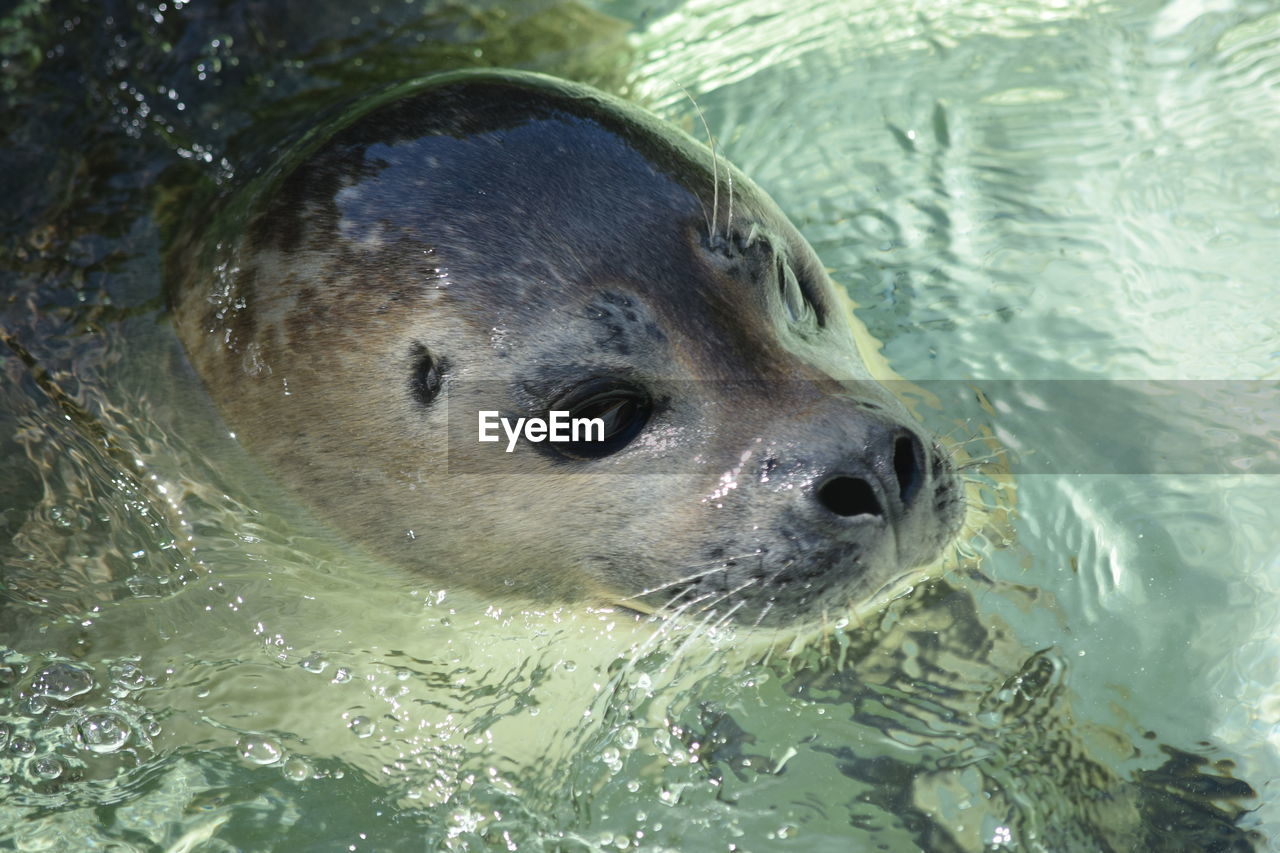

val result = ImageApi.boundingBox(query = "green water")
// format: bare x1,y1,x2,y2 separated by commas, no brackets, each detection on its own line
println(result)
2,0,1278,850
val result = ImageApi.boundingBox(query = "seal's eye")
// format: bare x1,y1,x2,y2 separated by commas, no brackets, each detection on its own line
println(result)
550,380,652,460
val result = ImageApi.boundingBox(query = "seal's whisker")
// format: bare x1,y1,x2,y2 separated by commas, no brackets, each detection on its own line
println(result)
681,84,720,243
669,611,720,659
672,595,749,659
696,577,757,613
725,171,734,243
958,473,1015,495
669,586,735,615
650,584,697,614
951,440,1000,455
957,450,1010,470
660,586,721,622
616,550,765,603
962,458,1008,471
663,581,751,656
751,598,775,629
759,557,796,591
616,564,730,604
949,433,994,446
685,588,737,620
940,425,984,444
708,598,747,633
685,549,771,570
957,447,1009,463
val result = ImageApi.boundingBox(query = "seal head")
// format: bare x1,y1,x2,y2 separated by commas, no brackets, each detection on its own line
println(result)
171,70,964,626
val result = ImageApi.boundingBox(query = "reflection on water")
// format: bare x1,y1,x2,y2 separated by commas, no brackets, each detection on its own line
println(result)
3,0,1278,849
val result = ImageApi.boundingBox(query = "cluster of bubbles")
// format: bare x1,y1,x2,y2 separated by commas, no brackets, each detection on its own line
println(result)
0,650,158,799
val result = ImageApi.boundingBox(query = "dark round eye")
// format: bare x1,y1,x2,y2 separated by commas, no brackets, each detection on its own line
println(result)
550,380,652,460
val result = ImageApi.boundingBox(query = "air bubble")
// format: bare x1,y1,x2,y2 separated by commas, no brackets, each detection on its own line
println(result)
9,737,36,756
299,653,330,674
237,736,283,765
348,716,375,739
281,756,312,782
109,662,147,691
75,712,132,754
27,662,94,705
31,756,63,780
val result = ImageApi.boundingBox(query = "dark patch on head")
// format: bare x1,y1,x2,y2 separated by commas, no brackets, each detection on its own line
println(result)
582,291,666,356
409,343,447,407
243,73,724,267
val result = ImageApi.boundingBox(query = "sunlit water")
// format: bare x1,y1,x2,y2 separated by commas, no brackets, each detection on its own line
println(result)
2,0,1278,850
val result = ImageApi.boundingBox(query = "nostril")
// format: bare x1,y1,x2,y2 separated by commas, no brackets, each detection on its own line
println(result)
817,476,883,518
893,432,925,508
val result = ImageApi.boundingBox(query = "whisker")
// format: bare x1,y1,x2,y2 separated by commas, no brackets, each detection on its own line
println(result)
615,564,722,603
696,576,757,613
650,583,698,615
941,430,988,445
758,556,796,592
724,170,734,242
958,454,1008,468
708,598,747,633
751,598,775,629
616,548,766,602
680,84,720,243
672,594,749,659
952,434,995,446
670,586,735,615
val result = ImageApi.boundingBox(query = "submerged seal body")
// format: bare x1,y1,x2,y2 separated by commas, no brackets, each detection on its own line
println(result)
171,70,964,626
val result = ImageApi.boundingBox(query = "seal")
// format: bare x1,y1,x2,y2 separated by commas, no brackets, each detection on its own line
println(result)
169,69,965,626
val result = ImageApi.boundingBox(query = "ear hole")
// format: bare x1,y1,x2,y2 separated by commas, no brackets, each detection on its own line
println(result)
409,343,446,407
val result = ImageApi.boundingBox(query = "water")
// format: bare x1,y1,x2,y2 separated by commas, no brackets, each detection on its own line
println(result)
2,0,1278,850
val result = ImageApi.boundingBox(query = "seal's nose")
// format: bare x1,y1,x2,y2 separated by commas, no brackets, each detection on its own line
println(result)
813,428,927,522
815,474,883,518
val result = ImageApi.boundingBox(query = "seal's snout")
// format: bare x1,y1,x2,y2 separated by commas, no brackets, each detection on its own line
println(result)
755,401,963,611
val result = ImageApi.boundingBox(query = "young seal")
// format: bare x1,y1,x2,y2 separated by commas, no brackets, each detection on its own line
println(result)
170,69,964,626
